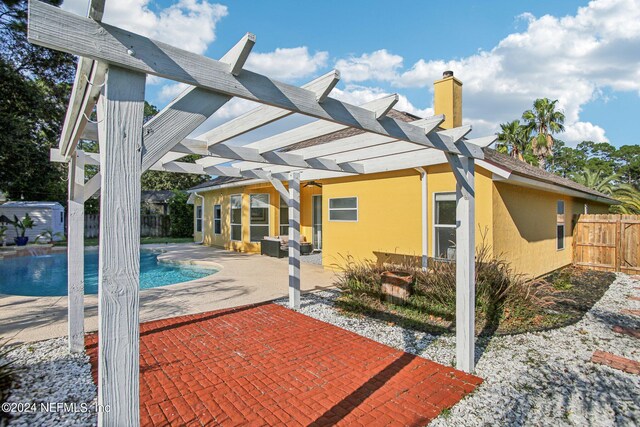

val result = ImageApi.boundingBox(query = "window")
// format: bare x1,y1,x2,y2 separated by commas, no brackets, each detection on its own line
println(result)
279,196,289,236
60,212,64,223
434,193,456,260
328,197,358,222
230,195,242,241
557,200,565,250
250,194,270,242
195,205,203,233
213,204,221,235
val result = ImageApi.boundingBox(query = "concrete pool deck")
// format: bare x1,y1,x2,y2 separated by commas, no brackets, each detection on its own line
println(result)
0,244,336,344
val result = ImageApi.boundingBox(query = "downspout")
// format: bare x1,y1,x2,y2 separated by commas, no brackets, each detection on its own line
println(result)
415,167,428,270
194,191,205,244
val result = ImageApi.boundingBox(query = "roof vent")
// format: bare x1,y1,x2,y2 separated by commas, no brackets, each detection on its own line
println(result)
443,70,454,78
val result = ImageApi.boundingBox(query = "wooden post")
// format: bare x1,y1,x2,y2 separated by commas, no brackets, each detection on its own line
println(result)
288,172,301,309
418,168,428,270
67,150,85,353
96,66,145,426
455,156,475,373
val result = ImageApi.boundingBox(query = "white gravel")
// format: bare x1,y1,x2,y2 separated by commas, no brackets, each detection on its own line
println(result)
277,273,640,426
2,337,96,427
2,274,637,426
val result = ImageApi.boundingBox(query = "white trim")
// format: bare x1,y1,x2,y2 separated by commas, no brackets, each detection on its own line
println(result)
249,193,270,242
279,195,289,236
556,200,566,251
230,193,242,241
432,191,457,260
195,204,203,233
213,203,222,235
328,196,358,222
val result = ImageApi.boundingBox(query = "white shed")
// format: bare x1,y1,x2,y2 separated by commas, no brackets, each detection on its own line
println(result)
0,201,65,242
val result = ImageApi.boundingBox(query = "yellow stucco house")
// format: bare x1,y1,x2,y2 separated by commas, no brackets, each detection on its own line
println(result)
188,74,616,278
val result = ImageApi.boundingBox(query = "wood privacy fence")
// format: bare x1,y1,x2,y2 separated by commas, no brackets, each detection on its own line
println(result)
85,214,170,238
573,214,640,274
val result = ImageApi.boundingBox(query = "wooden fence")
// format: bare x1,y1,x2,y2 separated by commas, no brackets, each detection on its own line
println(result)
573,214,640,274
85,214,170,238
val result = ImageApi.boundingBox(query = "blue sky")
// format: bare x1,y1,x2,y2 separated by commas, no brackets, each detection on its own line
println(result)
62,0,640,148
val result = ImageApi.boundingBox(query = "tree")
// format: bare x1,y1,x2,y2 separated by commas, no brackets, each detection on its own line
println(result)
0,0,74,201
522,98,565,170
496,120,531,161
572,166,640,214
167,191,194,237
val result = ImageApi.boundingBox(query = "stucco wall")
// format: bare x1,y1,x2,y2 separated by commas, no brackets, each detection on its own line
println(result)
193,182,320,253
492,182,610,278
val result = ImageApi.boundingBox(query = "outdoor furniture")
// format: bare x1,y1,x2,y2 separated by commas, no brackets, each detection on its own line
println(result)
261,236,287,258
261,235,313,257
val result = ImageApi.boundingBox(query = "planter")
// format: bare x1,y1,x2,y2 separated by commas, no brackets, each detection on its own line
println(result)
14,236,29,246
381,271,413,305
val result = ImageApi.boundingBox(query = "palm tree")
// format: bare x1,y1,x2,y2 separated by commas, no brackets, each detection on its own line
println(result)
522,98,565,170
572,167,640,214
497,120,531,161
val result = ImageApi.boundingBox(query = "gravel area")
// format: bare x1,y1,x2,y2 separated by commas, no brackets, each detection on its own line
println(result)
2,274,637,426
278,273,640,426
2,337,96,427
300,251,322,265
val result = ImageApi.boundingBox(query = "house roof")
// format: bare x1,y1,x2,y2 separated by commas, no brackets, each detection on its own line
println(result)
189,110,616,204
140,190,175,204
482,149,616,202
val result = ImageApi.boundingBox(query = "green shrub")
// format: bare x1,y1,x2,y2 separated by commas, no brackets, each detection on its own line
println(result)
334,231,556,332
168,191,194,238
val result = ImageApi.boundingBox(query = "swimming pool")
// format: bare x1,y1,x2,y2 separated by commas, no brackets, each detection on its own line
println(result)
0,250,217,297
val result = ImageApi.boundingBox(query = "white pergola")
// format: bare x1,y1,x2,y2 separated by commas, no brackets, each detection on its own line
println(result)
29,0,495,424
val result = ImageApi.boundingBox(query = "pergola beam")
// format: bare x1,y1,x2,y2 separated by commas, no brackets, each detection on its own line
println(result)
220,32,255,76
27,0,484,158
199,70,340,147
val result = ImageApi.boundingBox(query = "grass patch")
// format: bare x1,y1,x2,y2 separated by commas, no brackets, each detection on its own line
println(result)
333,234,615,336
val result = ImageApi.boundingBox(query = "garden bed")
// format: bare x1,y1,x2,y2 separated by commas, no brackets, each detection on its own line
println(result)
335,259,616,336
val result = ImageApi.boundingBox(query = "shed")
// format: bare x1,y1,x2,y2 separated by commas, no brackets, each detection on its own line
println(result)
0,201,65,242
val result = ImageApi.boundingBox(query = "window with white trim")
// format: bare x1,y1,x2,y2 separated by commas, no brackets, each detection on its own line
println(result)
230,195,242,241
279,195,289,236
557,200,565,250
434,193,456,260
328,197,358,222
250,194,270,242
195,205,203,233
213,204,221,235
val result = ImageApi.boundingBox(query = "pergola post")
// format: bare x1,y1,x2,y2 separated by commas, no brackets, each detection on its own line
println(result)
447,154,476,373
416,167,428,270
288,172,301,309
96,65,145,426
67,149,85,353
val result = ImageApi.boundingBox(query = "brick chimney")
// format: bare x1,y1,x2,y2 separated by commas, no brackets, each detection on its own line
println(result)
433,70,462,129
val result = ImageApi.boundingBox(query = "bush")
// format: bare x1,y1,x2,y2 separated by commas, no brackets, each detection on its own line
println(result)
168,191,194,238
334,232,556,333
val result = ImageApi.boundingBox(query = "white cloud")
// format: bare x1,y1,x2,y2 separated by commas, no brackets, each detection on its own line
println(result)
61,0,228,54
158,82,189,101
245,47,328,82
562,121,609,143
331,0,640,145
335,50,403,83
331,85,432,118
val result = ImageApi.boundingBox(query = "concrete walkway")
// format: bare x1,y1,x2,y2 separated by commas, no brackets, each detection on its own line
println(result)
0,244,336,344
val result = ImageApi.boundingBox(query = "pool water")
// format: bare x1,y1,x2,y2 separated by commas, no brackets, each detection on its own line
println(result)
0,251,216,297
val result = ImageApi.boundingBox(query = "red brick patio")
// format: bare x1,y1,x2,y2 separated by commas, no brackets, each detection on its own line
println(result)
85,303,481,426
